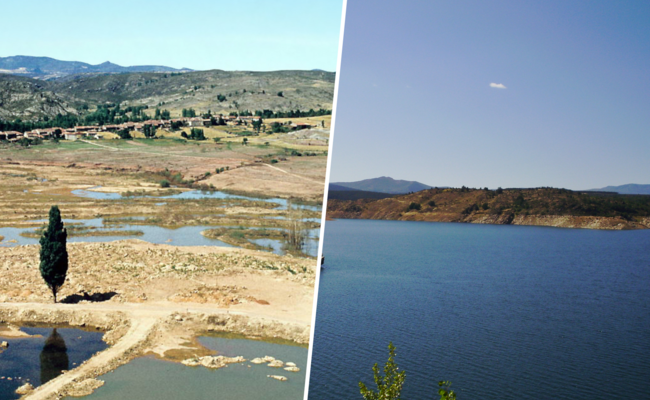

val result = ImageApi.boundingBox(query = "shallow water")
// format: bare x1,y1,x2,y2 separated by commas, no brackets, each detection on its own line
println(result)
309,219,650,400
78,336,308,400
0,326,107,400
0,219,324,257
71,187,321,212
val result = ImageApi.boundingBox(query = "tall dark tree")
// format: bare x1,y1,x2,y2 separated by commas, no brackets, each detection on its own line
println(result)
39,206,68,303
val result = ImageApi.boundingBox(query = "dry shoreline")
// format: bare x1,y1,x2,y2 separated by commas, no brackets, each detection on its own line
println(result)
0,240,316,399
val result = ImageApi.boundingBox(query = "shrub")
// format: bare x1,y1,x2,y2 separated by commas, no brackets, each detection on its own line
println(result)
160,180,170,188
407,202,421,211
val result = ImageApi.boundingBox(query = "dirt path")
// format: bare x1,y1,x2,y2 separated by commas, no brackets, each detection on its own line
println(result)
26,314,157,400
79,139,217,160
1,300,311,399
262,163,322,185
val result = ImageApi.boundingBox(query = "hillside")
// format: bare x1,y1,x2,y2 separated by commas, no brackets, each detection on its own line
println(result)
588,184,650,195
330,176,433,194
0,55,190,79
327,190,396,201
0,69,335,119
0,75,75,119
327,187,650,230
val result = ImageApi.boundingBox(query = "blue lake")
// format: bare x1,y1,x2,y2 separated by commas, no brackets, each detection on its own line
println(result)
308,219,650,400
0,326,107,400
79,336,308,400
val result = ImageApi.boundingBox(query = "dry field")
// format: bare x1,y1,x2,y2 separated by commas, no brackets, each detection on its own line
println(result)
0,133,326,398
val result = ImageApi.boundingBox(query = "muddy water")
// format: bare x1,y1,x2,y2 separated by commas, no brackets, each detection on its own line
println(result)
77,336,308,400
0,326,107,400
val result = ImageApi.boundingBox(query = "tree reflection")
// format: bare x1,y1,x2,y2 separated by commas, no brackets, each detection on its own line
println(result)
40,328,69,384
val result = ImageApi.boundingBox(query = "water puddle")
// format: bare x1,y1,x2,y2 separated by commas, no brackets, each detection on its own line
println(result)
77,336,307,400
0,326,107,400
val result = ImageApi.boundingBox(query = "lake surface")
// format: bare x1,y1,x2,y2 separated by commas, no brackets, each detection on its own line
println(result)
308,220,650,400
79,336,308,400
0,326,107,400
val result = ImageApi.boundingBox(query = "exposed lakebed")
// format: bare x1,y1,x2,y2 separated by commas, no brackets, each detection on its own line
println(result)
0,187,321,257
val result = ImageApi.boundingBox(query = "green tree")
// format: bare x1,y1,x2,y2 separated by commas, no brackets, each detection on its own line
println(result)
359,342,405,400
437,381,457,400
252,118,263,133
39,206,68,303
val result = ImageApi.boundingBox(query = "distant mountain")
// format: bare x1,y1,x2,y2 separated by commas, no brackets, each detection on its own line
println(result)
587,184,650,195
0,56,192,79
331,177,433,194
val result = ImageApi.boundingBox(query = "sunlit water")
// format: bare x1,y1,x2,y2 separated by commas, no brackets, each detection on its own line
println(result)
309,219,650,400
0,326,107,400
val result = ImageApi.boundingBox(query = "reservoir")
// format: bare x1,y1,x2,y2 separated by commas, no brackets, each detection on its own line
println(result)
309,219,650,400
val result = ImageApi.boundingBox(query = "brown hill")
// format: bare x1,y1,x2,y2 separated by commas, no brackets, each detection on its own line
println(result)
327,187,650,230
0,69,335,119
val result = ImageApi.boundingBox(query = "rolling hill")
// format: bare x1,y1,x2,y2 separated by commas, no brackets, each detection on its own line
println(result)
327,187,650,230
0,69,335,119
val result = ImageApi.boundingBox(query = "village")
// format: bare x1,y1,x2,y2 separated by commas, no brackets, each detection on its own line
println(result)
0,114,319,142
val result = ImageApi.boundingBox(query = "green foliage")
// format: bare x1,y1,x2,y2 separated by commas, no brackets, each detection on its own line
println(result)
438,381,457,400
271,122,288,133
252,118,263,133
359,342,405,400
277,91,284,97
142,124,156,138
189,128,206,140
496,187,503,194
407,202,421,211
39,206,68,303
428,200,436,207
182,108,196,118
160,180,170,188
117,129,132,139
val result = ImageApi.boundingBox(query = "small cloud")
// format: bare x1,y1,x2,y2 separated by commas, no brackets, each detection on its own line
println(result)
490,83,507,89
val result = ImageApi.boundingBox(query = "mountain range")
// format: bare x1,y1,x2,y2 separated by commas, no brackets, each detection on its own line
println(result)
0,56,191,79
330,176,433,194
587,184,650,195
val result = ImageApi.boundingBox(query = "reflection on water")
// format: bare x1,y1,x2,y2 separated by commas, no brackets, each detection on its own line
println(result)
0,326,106,400
40,329,69,384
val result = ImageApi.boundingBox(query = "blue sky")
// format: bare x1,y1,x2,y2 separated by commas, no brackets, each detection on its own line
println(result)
1,0,344,71
330,1,650,190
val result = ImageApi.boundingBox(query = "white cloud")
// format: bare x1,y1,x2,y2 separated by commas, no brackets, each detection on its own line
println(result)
490,83,507,89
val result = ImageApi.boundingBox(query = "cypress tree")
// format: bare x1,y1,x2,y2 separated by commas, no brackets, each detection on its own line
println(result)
39,206,68,303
